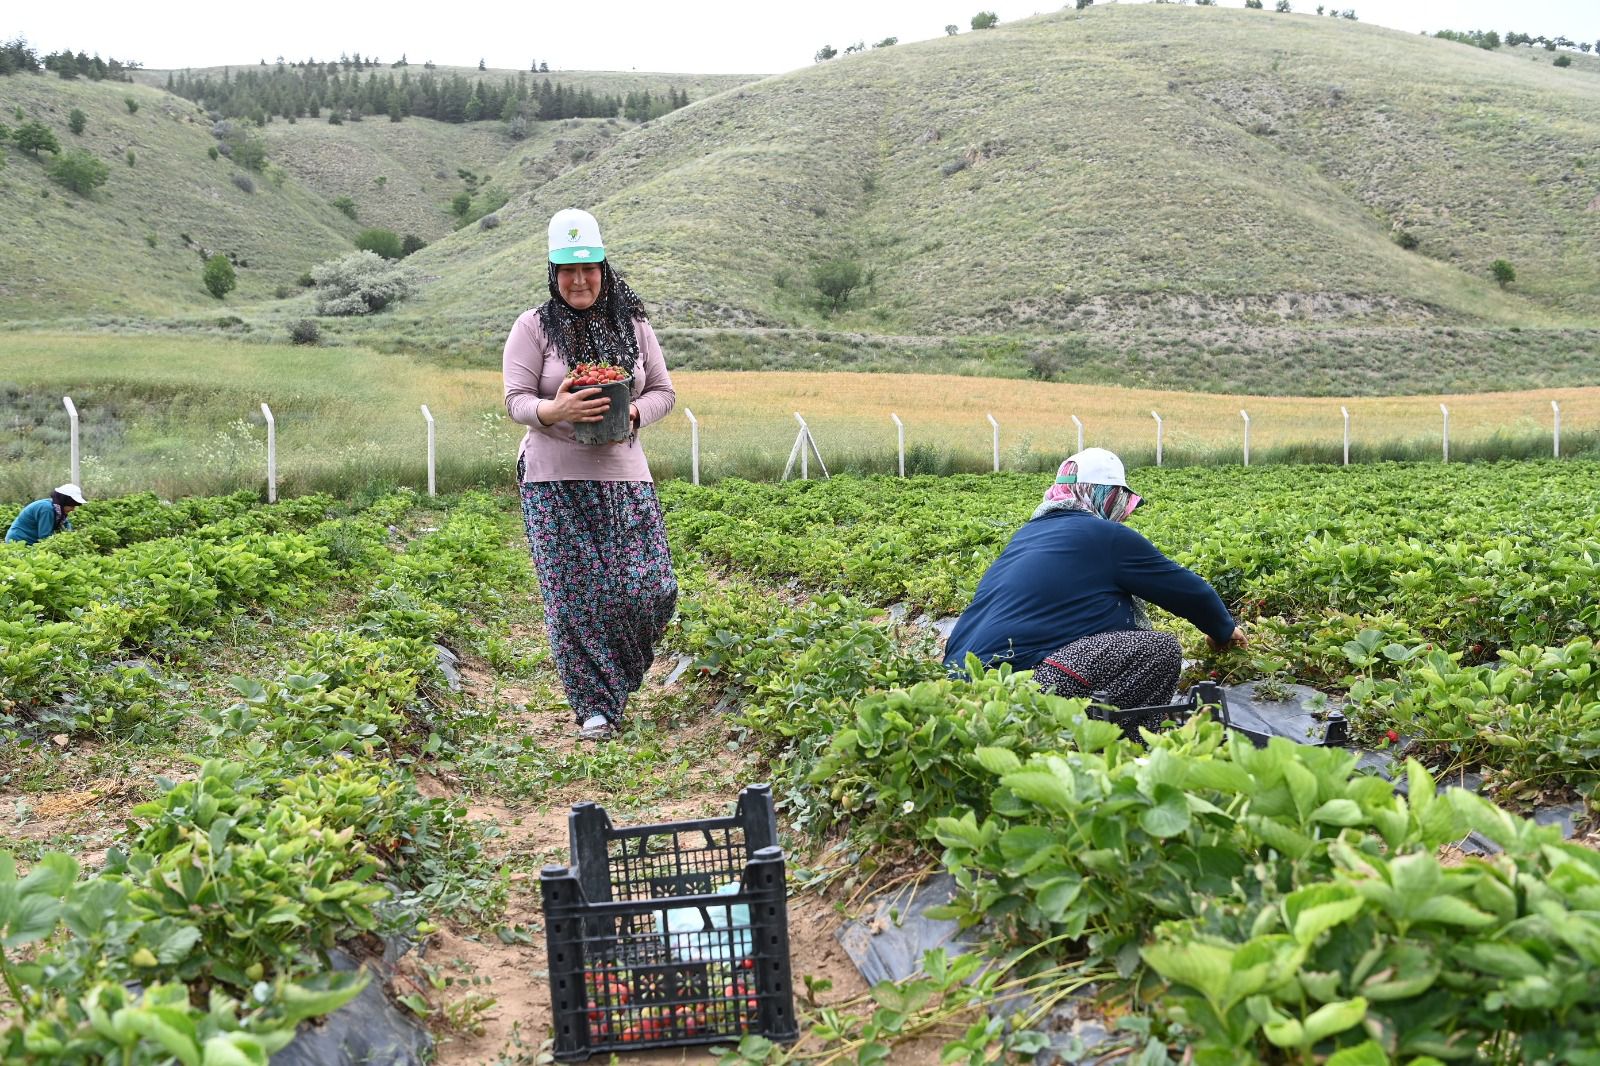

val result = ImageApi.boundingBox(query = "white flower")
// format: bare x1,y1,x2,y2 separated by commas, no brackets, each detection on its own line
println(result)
902,800,915,814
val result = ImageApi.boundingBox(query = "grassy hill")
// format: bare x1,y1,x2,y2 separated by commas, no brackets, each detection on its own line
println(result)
4,9,1599,395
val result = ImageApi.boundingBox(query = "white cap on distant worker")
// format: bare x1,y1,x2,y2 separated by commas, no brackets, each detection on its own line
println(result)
55,484,86,505
1060,448,1128,488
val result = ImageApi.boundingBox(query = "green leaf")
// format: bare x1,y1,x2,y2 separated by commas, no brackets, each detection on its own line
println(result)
1242,814,1314,860
1002,768,1075,812
974,746,1021,776
1283,761,1319,823
1033,876,1083,923
1303,997,1368,1043
1310,799,1364,827
1326,1039,1392,1066
1139,783,1191,838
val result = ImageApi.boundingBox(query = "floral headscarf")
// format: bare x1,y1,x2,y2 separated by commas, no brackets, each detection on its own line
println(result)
1030,459,1142,523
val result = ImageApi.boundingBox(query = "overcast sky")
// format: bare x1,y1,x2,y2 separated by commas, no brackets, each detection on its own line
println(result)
8,0,1596,75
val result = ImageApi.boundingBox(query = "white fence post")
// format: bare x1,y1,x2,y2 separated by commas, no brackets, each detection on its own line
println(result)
1440,403,1450,463
685,408,700,485
1240,409,1251,467
1152,410,1163,467
1071,414,1084,454
1552,400,1561,459
261,403,277,503
1341,406,1350,466
987,413,1000,473
419,405,436,497
62,396,80,489
782,412,830,481
890,413,905,477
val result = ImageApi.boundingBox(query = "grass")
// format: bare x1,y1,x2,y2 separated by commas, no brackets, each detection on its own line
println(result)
2,334,1595,500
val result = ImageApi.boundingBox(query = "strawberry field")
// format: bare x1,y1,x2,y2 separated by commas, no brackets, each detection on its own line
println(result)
4,460,1600,1064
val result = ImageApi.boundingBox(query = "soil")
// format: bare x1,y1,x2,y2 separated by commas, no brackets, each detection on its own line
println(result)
416,644,896,1065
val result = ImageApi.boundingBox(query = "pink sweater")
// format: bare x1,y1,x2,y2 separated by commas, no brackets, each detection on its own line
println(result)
502,308,677,483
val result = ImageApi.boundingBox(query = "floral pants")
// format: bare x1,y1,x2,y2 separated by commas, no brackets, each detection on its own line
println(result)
1031,629,1182,709
519,478,678,726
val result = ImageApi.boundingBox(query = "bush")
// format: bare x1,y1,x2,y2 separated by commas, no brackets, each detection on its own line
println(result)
971,11,999,29
13,120,59,157
289,319,321,345
230,135,266,172
399,233,427,257
202,254,237,299
231,172,254,194
940,157,970,177
1394,229,1419,250
67,108,86,135
46,149,109,195
354,227,403,259
1554,54,1572,67
125,96,139,114
207,145,219,161
125,149,135,167
1491,258,1516,288
811,258,865,313
310,251,420,315
332,195,357,220
478,213,500,231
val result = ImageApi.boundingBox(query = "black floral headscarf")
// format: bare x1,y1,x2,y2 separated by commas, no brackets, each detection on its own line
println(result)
536,261,648,371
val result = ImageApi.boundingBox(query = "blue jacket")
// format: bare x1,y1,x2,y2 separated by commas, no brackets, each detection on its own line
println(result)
943,509,1235,672
5,499,70,545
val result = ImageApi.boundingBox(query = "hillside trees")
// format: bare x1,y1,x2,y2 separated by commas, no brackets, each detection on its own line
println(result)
972,12,999,30
1492,259,1516,288
47,148,108,194
0,37,42,74
815,44,838,62
68,108,86,134
812,258,867,312
42,48,139,80
164,62,682,126
13,121,59,158
202,254,237,299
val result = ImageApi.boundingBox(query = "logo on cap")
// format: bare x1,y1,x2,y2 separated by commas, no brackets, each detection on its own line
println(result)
568,228,580,240
573,249,591,259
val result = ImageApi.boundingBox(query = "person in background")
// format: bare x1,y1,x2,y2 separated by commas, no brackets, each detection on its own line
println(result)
5,484,86,545
942,449,1244,707
502,208,678,740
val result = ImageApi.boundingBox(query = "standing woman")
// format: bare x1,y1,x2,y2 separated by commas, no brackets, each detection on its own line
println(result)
503,209,678,740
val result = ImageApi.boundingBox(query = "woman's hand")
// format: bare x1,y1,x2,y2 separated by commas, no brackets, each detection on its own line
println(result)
538,377,611,425
1206,626,1248,652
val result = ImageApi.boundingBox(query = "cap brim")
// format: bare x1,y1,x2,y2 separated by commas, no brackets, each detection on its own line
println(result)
549,247,605,264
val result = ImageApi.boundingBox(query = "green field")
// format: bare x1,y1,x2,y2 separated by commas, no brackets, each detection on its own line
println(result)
7,463,1600,1062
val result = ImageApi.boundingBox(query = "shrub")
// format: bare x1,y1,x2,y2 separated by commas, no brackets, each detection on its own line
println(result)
231,172,254,194
449,190,472,219
297,270,315,287
1275,0,1291,9
207,145,219,161
125,149,135,167
354,227,403,259
811,258,865,313
13,120,59,157
399,233,427,257
202,254,237,299
1394,229,1419,250
332,195,357,220
68,108,86,135
1554,54,1572,67
310,251,420,315
124,96,139,114
1491,259,1516,287
289,319,321,345
46,148,109,194
940,157,970,177
327,110,343,125
478,213,500,231
230,136,266,171
971,11,999,29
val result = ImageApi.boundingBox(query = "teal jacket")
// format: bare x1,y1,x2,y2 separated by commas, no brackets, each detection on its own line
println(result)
5,499,70,545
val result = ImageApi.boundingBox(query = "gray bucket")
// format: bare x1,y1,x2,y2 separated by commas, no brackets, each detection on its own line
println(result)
572,377,634,444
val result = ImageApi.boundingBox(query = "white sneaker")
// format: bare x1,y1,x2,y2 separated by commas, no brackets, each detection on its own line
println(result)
579,714,614,740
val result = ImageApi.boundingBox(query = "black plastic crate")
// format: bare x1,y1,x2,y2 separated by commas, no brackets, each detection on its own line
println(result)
541,784,798,1061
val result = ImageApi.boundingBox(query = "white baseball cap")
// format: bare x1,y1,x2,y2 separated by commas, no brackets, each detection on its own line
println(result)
548,208,605,264
56,483,87,505
1059,448,1129,488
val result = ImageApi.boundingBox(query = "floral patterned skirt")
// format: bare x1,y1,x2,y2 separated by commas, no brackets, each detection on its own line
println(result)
518,478,678,726
1031,629,1182,709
